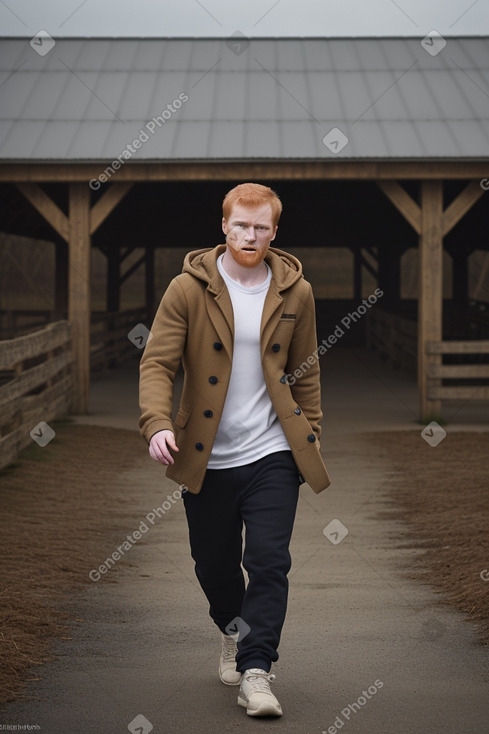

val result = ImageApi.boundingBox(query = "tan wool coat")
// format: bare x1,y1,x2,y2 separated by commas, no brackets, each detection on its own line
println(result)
139,244,331,495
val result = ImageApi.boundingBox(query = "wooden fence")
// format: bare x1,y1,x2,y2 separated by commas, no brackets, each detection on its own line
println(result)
1,307,149,370
90,307,148,370
0,308,150,469
426,340,489,401
0,321,73,470
0,309,65,339
366,307,489,405
365,308,417,374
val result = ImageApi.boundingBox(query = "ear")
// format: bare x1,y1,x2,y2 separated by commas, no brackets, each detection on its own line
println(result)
270,225,278,242
222,217,228,235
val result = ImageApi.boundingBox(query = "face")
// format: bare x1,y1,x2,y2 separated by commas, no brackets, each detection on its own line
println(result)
222,203,278,269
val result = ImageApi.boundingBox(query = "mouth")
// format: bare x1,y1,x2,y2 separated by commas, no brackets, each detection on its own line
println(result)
241,247,256,251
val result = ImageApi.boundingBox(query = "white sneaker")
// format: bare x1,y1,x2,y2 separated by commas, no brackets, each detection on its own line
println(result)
237,668,283,717
218,633,242,685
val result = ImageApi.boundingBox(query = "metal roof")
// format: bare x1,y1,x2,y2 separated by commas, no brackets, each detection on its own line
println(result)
0,36,488,161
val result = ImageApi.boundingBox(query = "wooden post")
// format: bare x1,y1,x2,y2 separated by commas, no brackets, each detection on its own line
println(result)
54,238,68,316
106,246,120,369
106,246,120,312
145,244,155,318
378,243,401,310
452,245,469,338
419,181,443,420
15,181,134,408
353,247,362,302
378,178,486,419
68,183,91,413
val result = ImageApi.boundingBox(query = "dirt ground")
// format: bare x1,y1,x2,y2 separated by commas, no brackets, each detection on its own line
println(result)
0,421,148,705
367,430,489,643
0,422,488,707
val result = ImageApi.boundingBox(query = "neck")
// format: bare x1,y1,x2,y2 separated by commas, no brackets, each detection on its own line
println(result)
221,249,268,287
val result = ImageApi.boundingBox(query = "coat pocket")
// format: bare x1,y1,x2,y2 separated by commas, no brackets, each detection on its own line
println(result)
174,409,190,428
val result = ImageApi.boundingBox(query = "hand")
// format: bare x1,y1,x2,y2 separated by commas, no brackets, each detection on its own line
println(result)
149,430,179,466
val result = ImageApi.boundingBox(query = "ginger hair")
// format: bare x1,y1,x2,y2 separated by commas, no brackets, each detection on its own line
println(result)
222,183,282,227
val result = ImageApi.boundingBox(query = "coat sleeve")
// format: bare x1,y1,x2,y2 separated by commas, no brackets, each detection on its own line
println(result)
285,282,323,443
139,277,188,443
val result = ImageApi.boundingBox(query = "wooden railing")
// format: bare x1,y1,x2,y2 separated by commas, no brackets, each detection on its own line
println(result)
90,308,148,370
0,309,65,339
0,308,149,371
365,308,417,374
0,321,73,470
366,309,489,406
426,340,489,401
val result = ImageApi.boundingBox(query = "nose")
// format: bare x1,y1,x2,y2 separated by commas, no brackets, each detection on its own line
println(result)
244,226,256,241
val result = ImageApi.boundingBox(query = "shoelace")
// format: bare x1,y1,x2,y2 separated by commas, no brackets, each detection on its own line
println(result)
244,670,276,693
221,635,238,662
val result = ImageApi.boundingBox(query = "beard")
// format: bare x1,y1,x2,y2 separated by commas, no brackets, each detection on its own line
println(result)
227,245,266,269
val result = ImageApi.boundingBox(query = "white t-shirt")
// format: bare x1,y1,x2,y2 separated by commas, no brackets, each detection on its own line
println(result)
206,253,291,469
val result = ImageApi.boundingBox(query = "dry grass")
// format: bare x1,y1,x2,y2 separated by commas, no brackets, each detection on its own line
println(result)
0,421,146,705
368,430,489,643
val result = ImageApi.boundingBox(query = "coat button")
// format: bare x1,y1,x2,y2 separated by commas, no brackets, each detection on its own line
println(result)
204,410,213,418
280,374,287,384
272,343,280,352
307,433,316,443
195,442,204,451
209,376,218,384
213,342,222,350
294,407,301,415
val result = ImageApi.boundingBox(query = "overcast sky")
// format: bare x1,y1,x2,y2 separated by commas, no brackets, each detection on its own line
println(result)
0,0,487,37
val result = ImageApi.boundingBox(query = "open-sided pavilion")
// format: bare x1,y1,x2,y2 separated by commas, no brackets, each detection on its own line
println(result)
0,36,488,419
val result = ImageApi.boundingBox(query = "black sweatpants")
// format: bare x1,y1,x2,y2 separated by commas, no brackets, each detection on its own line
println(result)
182,449,300,673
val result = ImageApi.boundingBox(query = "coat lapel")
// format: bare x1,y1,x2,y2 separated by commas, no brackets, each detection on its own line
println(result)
260,283,284,359
205,285,234,359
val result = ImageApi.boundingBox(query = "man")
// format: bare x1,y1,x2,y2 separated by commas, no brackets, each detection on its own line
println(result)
139,182,330,717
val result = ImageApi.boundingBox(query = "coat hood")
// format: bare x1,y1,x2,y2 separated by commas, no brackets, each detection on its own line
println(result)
182,244,303,293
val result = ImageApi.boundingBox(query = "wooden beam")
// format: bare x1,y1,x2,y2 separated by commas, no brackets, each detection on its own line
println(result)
427,363,489,379
105,248,120,369
0,351,72,403
427,385,489,400
451,246,469,331
353,249,362,301
419,180,443,420
473,253,489,300
145,244,155,317
442,180,486,236
68,183,91,413
90,182,133,235
55,239,68,313
426,339,489,354
16,183,69,241
377,181,421,234
0,321,71,369
359,251,378,279
121,253,145,284
378,244,401,307
106,249,120,312
120,245,137,263
2,160,489,183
